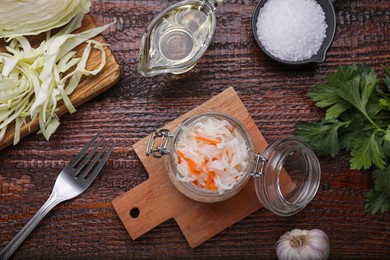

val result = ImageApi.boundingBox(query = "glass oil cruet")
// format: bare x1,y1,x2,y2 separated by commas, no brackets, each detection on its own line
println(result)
138,0,222,77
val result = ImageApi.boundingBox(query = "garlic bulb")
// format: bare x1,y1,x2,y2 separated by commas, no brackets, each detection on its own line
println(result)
275,229,330,260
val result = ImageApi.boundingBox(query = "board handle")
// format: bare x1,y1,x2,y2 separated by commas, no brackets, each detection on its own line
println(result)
112,178,173,239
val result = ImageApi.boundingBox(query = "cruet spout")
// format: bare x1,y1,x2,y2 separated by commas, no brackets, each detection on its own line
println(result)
138,0,218,77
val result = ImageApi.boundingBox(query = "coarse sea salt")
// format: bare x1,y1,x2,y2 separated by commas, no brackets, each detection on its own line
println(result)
256,0,328,62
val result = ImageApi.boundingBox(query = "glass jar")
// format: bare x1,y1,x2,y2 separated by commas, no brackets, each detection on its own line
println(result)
146,112,321,216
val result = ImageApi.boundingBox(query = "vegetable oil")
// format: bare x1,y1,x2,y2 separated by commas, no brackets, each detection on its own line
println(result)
138,0,219,77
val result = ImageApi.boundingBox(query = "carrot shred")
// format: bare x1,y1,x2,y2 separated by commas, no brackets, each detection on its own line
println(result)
187,159,201,176
201,159,208,168
205,171,217,191
195,135,220,145
177,150,201,176
225,125,235,135
177,150,185,158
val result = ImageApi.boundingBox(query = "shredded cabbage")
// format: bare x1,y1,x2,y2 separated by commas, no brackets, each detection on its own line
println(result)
0,0,90,38
0,1,110,144
175,116,250,194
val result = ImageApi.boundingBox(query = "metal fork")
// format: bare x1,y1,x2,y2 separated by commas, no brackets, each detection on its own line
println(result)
0,131,114,260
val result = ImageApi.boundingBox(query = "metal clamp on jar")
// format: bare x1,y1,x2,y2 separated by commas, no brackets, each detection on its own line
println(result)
146,112,321,216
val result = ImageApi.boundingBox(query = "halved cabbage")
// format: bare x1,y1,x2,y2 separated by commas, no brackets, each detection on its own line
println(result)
0,0,90,38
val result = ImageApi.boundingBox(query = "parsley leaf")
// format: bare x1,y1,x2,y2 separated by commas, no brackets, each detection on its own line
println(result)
382,64,390,91
350,131,386,170
295,120,348,157
379,97,390,111
334,65,379,127
365,166,390,214
365,190,390,214
307,67,353,119
384,128,390,143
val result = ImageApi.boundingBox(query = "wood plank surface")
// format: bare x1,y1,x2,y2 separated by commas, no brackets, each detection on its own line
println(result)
1,0,390,258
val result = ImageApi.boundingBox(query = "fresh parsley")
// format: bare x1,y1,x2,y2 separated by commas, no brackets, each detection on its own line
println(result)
295,64,390,214
365,166,390,214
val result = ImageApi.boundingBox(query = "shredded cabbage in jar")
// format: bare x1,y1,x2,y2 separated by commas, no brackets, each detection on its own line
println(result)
175,116,250,194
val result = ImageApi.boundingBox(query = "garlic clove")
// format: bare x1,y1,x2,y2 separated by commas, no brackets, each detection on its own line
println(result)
276,228,330,260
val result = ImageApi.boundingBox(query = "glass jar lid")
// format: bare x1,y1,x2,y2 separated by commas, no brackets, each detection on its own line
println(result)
254,138,321,216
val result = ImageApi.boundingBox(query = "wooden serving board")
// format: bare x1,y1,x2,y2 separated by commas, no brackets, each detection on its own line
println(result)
112,87,295,248
0,15,121,150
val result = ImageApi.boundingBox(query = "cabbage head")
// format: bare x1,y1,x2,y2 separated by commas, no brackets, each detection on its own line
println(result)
0,0,90,38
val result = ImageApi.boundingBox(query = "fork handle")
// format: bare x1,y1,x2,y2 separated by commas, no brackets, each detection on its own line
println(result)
0,192,63,260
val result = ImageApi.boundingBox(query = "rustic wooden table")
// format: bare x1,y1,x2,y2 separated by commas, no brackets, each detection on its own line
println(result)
1,0,390,258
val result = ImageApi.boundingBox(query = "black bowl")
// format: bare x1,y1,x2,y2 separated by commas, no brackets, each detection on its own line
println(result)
251,0,336,65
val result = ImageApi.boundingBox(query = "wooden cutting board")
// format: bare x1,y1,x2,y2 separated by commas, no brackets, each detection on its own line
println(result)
112,87,295,248
0,15,121,150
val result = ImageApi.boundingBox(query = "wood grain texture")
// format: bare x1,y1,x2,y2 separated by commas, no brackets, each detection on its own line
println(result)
1,0,390,258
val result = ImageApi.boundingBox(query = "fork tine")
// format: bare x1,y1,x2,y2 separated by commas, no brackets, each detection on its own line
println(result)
84,140,115,182
68,130,102,167
78,138,114,181
72,136,104,176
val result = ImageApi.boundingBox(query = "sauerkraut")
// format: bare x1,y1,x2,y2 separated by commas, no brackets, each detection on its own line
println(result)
174,116,250,194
